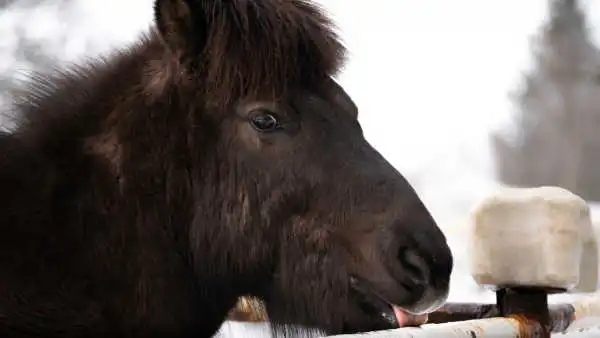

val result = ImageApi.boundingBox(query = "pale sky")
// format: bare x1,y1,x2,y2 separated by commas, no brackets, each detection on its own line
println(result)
318,0,600,219
323,0,549,174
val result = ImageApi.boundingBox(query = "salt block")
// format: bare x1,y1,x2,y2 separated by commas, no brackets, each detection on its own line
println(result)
468,186,590,290
571,220,598,293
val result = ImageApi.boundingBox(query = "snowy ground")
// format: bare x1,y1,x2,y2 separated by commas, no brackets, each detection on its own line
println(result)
3,0,600,337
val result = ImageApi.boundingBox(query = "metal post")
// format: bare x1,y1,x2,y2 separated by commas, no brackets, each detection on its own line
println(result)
495,287,558,338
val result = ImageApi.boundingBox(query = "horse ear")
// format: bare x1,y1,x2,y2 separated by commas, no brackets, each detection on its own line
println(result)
153,0,209,53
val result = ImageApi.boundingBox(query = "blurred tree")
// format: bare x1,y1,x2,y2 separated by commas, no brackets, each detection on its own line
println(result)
492,0,600,201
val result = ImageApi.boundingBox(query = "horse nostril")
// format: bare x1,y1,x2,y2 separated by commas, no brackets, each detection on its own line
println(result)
397,247,428,285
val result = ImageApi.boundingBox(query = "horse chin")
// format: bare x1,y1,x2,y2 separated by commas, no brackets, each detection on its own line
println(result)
352,287,398,329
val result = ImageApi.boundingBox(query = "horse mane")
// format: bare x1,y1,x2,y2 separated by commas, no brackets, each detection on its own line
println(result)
5,0,347,136
155,0,348,104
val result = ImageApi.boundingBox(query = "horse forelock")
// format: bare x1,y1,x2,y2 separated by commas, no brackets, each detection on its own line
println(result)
156,0,348,105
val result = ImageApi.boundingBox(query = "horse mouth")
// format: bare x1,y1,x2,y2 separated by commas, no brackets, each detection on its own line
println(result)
349,276,420,328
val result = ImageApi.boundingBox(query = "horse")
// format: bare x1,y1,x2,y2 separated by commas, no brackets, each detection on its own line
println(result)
0,0,453,337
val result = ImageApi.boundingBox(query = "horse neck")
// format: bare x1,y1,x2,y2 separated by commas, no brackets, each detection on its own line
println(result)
1,35,201,264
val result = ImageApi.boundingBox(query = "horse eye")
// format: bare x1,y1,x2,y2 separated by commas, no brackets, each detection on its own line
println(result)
249,109,281,132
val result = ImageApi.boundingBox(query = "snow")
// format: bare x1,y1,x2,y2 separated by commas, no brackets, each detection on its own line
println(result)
2,0,600,337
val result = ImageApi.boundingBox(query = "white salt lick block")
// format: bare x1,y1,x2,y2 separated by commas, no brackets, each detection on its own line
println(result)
572,219,598,293
468,186,590,290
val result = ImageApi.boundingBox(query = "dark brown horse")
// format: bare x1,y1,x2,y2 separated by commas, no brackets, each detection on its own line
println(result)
0,0,453,337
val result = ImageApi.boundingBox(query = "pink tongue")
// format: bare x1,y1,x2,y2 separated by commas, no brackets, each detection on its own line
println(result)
392,306,429,327
392,306,409,327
